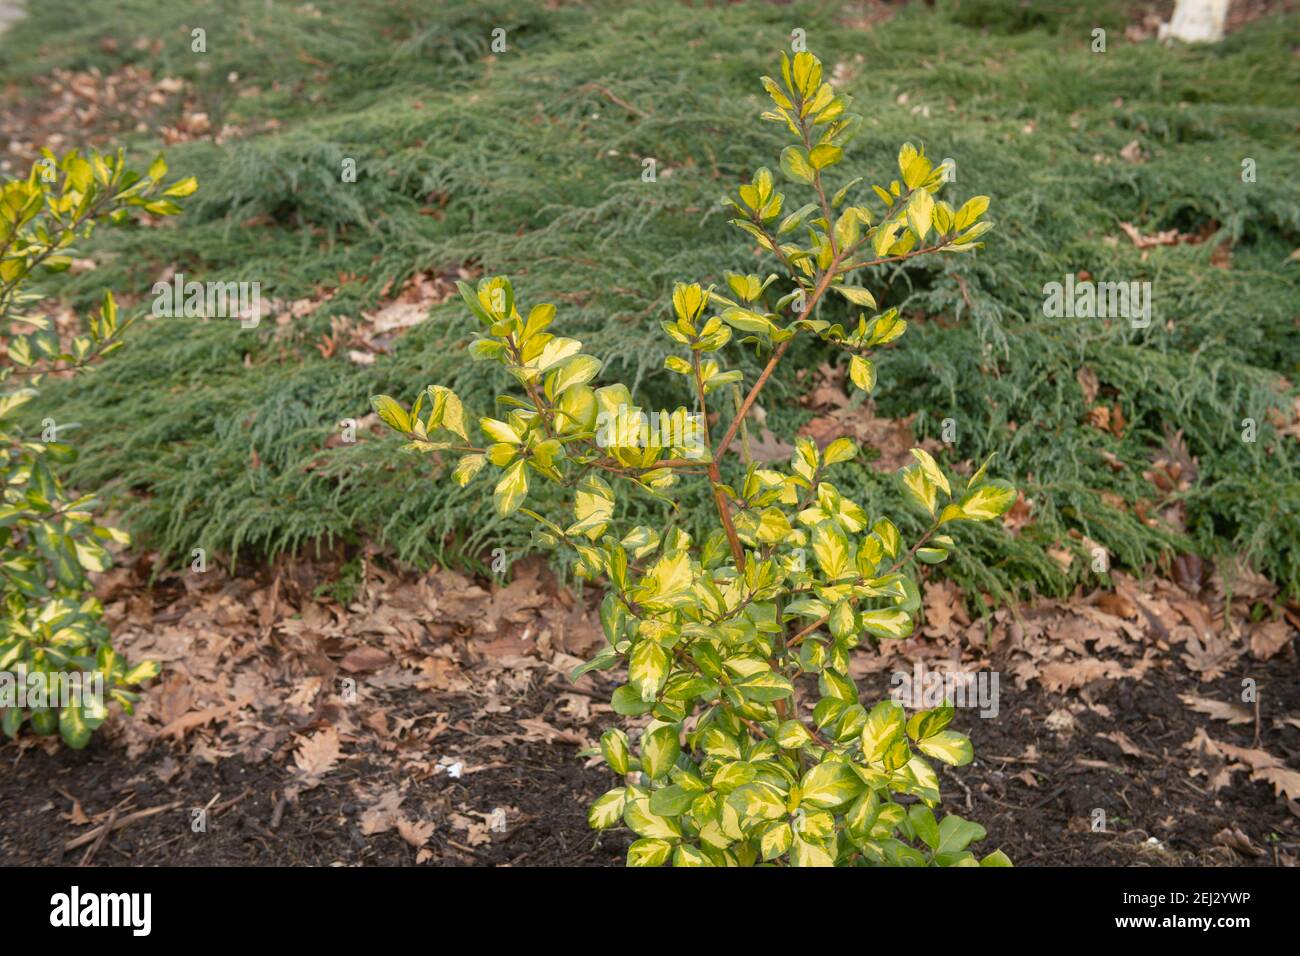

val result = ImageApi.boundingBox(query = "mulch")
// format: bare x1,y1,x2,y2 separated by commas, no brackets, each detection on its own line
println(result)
2,551,1296,867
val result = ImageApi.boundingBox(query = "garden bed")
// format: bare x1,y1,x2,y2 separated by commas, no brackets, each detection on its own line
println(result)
2,555,1295,866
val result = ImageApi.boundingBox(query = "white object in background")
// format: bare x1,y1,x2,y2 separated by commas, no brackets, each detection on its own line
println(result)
1160,0,1231,43
0,3,26,35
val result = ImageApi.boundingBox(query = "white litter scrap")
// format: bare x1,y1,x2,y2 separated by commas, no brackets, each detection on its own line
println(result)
436,756,464,779
1160,0,1229,43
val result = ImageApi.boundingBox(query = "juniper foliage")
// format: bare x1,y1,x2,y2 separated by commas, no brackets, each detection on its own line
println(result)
3,0,1296,599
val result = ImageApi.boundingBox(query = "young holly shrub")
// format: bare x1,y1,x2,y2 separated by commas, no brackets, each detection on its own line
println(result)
373,51,1015,866
0,148,196,747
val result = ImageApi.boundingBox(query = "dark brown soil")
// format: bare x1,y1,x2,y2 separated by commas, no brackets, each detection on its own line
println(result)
1,683,632,867
2,647,1295,867
958,654,1300,866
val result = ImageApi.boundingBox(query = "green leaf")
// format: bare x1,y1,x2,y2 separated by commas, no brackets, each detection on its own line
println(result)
779,146,816,185
935,814,987,857
650,784,696,817
811,520,851,580
908,804,939,849
917,730,973,766
859,608,913,640
808,144,843,170
900,464,938,517
479,417,520,444
775,720,812,749
959,480,1017,520
848,355,876,392
822,437,857,465
955,195,990,231
735,670,794,702
611,684,655,715
600,729,630,775
452,455,485,487
907,704,954,741
627,838,673,867
588,788,627,829
672,844,712,867
790,835,835,867
493,460,528,516
834,285,876,309
629,640,669,701
860,701,905,763
800,760,864,810
727,782,786,823
641,724,681,779
910,447,951,497
906,189,934,241
760,822,794,860
58,704,92,749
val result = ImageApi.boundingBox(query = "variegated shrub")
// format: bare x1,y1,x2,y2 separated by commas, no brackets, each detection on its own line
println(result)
373,52,1014,866
0,149,195,747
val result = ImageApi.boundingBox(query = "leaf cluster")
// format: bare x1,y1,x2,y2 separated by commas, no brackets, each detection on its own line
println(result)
0,149,195,747
375,52,1013,865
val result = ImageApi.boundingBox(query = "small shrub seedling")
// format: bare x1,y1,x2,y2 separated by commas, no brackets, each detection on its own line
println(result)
373,51,1015,866
0,148,196,748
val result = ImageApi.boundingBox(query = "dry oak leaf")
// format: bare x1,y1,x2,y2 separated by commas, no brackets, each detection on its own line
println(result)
1098,730,1147,759
396,817,436,849
293,726,342,779
1181,630,1240,679
359,788,405,836
1254,766,1300,802
922,578,963,637
449,812,492,847
1076,366,1100,405
1119,140,1145,164
1249,619,1293,661
1047,546,1074,572
1214,827,1265,859
1118,221,1182,249
158,694,253,741
341,646,394,673
1186,729,1300,800
516,717,591,748
1038,659,1120,693
1179,693,1252,726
